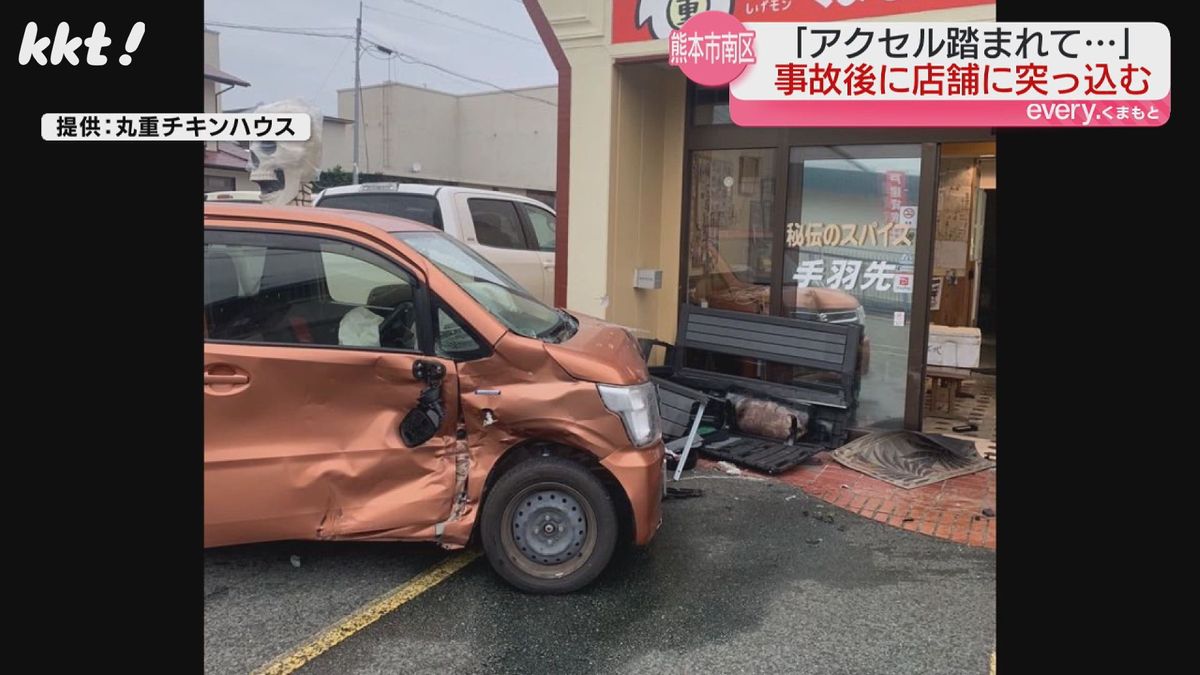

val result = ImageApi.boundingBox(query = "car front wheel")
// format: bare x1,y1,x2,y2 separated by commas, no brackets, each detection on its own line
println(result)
480,456,618,594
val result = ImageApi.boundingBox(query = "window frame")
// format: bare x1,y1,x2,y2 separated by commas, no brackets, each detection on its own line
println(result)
204,227,435,356
466,197,533,251
315,192,445,230
430,296,491,362
517,202,556,253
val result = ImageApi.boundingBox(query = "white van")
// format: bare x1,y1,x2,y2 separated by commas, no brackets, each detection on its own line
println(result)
314,183,557,306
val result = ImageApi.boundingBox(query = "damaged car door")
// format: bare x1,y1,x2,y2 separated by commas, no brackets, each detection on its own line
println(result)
203,226,461,547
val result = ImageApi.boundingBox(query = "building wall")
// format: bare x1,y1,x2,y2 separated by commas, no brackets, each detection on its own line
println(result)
204,30,220,68
606,65,686,340
338,83,556,192
340,83,460,182
204,30,220,151
204,81,218,115
204,168,257,192
535,0,997,338
457,87,557,192
321,120,354,171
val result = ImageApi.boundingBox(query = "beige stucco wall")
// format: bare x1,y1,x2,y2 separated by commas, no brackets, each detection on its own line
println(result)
338,83,556,191
536,0,996,339
320,120,354,172
204,30,220,68
340,83,461,181
204,30,222,153
607,64,686,341
457,87,557,192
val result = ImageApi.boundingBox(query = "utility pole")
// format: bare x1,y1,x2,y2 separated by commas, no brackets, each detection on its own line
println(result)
352,0,362,184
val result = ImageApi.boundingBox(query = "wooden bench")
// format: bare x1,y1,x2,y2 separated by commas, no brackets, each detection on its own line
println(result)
661,304,863,411
925,366,973,419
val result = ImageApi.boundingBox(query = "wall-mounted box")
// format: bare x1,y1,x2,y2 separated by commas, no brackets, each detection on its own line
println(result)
633,268,662,289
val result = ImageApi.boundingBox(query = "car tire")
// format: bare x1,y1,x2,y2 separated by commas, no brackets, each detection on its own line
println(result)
480,456,618,594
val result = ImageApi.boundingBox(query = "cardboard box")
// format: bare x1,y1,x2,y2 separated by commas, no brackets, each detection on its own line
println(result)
928,325,981,368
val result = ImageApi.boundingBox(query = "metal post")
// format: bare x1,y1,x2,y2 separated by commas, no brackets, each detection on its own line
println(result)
352,0,362,184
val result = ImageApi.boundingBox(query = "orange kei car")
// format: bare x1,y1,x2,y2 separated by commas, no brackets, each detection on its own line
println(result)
204,203,664,593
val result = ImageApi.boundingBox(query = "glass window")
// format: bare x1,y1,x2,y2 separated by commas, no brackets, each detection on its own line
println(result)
434,306,484,359
395,231,574,342
686,148,775,316
521,204,556,252
784,144,923,429
316,193,443,229
204,175,236,192
468,199,528,250
691,86,731,126
204,231,421,352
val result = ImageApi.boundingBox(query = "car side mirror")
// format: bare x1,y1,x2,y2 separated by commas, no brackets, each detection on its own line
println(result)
401,406,443,447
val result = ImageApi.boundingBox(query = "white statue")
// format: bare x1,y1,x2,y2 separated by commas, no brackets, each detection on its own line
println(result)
247,99,323,206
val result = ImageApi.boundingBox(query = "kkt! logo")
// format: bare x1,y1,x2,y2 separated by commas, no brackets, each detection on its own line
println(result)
636,0,735,39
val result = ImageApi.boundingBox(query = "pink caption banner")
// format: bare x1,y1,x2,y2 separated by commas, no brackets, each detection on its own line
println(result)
669,15,1171,127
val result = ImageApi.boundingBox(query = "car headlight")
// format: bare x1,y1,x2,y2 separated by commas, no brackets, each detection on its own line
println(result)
597,382,662,447
855,305,866,324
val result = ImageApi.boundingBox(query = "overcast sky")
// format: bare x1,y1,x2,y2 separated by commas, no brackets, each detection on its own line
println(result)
205,0,557,116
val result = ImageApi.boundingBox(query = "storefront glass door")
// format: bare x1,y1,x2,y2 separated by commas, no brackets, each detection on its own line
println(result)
685,148,776,315
784,145,923,429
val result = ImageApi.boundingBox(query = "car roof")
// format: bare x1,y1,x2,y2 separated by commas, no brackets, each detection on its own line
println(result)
204,202,439,234
319,183,440,197
316,182,551,209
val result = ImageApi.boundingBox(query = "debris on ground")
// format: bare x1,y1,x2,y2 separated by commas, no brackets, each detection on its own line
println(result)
716,461,742,476
805,538,822,545
802,509,810,517
817,513,836,524
982,507,995,517
832,430,994,489
665,487,704,500
838,525,847,532
841,484,850,489
785,494,799,501
289,555,301,568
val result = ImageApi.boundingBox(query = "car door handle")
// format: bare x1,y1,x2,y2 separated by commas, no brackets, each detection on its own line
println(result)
543,262,554,269
204,373,248,385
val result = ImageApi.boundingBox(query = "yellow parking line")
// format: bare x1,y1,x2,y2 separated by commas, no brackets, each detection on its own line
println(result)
252,550,481,675
990,650,996,675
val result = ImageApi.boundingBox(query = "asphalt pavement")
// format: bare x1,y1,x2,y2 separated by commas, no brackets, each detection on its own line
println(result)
205,468,996,675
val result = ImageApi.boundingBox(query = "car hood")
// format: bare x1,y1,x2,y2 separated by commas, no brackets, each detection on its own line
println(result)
794,287,861,311
543,314,650,386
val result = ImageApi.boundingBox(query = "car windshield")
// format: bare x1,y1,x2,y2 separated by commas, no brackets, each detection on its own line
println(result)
393,231,575,342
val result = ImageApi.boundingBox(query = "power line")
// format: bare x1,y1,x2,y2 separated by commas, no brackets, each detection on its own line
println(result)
364,4,536,47
363,36,555,106
312,39,353,102
208,20,554,108
383,0,540,45
204,21,353,40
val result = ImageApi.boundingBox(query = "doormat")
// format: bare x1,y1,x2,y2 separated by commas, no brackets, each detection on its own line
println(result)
831,430,994,489
699,435,822,475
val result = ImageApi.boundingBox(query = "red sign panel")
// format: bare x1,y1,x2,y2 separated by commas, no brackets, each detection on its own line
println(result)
612,0,996,44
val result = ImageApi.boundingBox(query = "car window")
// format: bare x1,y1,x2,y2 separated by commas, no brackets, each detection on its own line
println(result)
204,230,422,352
521,204,556,252
468,198,528,250
396,231,573,342
434,306,484,359
317,193,442,229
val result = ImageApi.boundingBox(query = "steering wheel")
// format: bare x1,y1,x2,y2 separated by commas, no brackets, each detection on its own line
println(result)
378,302,415,349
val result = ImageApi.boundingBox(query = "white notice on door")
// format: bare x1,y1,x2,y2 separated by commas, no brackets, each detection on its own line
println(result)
893,311,906,327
